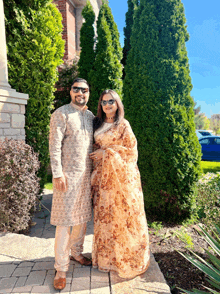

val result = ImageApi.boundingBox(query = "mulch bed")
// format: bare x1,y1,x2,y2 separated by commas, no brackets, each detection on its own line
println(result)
149,222,212,293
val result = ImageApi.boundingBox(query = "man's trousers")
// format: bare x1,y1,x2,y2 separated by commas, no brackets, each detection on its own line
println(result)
54,223,87,272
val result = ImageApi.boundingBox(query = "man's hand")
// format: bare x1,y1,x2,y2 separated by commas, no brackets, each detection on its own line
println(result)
53,176,68,192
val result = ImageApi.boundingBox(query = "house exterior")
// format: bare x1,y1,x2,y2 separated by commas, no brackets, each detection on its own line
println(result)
0,0,102,141
53,0,102,61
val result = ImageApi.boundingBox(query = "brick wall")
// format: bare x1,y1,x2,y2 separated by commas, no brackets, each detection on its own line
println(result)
54,0,69,60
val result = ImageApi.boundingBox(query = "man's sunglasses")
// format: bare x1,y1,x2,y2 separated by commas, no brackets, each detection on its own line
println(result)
101,99,115,106
72,86,89,94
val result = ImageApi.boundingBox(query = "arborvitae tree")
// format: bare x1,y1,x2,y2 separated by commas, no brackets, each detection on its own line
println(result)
122,0,139,75
54,59,79,111
89,6,123,114
97,3,122,61
123,0,201,222
5,0,64,190
78,1,95,82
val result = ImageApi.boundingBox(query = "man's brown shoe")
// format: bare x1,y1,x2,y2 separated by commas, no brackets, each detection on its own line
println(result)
70,254,92,266
54,271,66,290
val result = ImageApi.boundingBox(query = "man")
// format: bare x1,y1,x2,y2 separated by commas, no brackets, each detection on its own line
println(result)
49,78,94,290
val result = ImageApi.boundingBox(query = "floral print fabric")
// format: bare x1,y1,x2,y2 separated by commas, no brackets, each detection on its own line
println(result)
91,119,150,279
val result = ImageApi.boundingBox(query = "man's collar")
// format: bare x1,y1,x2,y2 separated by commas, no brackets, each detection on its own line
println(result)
70,101,88,112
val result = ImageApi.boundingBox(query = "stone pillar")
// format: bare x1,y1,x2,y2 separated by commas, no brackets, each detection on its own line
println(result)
75,6,84,52
90,0,102,19
0,0,11,90
0,0,29,141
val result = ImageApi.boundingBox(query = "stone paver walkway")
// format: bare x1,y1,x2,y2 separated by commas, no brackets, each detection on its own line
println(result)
0,190,171,294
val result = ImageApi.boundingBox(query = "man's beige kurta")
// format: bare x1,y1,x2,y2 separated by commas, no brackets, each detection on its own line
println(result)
49,102,94,226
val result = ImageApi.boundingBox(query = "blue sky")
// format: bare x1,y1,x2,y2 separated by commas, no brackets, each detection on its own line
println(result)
108,0,220,118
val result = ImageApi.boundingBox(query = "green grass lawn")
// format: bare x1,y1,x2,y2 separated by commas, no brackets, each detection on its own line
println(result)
201,161,220,174
44,182,53,190
44,174,53,190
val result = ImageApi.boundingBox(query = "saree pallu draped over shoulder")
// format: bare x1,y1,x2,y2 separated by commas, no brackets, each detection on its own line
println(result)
91,119,150,279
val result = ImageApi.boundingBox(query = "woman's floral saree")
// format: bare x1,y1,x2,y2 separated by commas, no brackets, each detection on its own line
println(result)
91,119,150,279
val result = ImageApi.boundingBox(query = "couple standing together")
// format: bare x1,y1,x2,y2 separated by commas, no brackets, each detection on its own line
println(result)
49,78,150,290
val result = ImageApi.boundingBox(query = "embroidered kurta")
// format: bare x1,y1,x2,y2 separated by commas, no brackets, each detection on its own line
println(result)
49,102,94,226
91,119,150,279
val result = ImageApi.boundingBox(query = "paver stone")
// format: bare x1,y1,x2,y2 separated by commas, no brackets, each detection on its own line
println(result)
0,277,17,293
25,270,46,286
0,264,17,278
12,267,32,277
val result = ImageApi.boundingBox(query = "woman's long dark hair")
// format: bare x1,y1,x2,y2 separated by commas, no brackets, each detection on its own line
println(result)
93,90,124,132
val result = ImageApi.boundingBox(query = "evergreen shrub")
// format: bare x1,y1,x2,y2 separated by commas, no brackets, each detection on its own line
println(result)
54,59,79,111
78,1,95,82
123,0,201,222
0,139,40,233
97,3,122,61
89,3,123,114
4,0,65,190
122,0,139,77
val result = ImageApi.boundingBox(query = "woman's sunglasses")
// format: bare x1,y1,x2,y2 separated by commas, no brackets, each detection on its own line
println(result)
101,99,115,106
72,86,89,94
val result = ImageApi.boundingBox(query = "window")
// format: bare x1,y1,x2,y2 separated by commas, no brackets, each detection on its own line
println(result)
199,131,212,136
214,138,220,144
200,138,210,145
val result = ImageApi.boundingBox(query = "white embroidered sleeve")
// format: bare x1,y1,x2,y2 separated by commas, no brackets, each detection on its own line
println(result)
49,109,66,178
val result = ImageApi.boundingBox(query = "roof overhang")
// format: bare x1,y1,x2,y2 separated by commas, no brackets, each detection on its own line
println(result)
70,0,102,7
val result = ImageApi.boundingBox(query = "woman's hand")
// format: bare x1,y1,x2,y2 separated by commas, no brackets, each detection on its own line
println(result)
89,149,104,161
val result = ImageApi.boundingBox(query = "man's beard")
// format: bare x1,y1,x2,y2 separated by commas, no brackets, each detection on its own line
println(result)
74,96,86,106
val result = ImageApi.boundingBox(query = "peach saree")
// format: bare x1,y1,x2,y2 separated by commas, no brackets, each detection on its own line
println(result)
91,119,150,279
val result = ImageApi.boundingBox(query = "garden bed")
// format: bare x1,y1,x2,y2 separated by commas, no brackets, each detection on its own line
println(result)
149,222,211,293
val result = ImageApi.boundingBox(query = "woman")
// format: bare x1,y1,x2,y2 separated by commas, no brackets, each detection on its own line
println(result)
89,90,150,279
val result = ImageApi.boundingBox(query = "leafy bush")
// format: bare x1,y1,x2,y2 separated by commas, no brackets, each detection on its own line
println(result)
196,173,220,228
178,224,220,294
5,0,65,190
54,58,79,111
0,139,40,233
